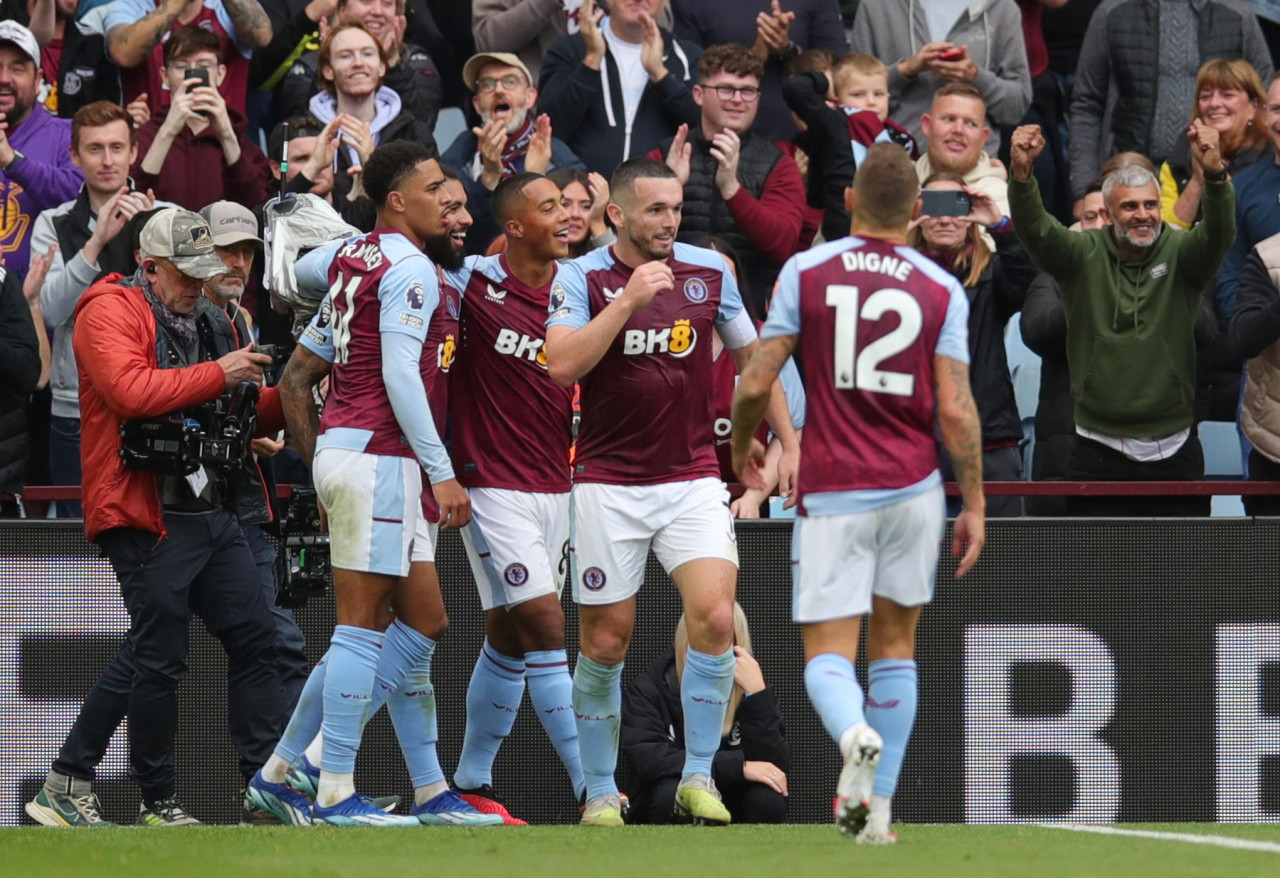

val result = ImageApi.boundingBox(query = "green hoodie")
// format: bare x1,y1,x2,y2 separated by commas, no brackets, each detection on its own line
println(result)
1008,174,1235,438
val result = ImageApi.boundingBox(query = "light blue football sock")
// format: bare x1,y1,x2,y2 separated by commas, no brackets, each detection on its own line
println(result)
572,653,622,801
804,653,866,745
453,641,525,790
379,620,445,788
319,625,383,774
866,659,919,798
680,646,735,779
274,650,328,763
526,649,585,798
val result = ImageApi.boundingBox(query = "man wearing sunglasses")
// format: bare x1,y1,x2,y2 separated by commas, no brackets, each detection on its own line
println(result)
650,43,803,318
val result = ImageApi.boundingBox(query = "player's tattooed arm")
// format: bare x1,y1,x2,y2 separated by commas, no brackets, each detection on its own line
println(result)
279,345,331,470
731,334,797,487
935,354,986,577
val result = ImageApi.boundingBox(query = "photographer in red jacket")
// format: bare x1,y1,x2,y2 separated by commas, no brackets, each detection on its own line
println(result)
26,208,286,828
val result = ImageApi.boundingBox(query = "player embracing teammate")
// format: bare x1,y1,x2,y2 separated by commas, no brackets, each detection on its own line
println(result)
732,143,986,844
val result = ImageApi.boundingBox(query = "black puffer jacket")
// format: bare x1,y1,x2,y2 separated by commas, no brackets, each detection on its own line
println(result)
655,129,785,314
621,648,789,811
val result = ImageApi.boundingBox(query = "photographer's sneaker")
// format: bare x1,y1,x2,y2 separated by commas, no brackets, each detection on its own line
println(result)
674,774,731,826
835,723,882,839
285,756,401,812
244,770,313,826
456,785,528,825
138,797,202,826
312,794,418,827
25,787,112,827
411,790,503,826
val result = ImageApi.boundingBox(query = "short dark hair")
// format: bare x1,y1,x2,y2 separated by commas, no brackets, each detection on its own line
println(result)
441,164,460,182
267,116,325,165
71,101,135,151
610,158,678,208
852,142,919,231
698,43,764,82
362,140,437,208
548,167,590,194
492,172,544,226
164,26,223,66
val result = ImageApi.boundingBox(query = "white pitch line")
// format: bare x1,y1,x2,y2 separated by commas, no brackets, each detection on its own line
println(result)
1035,822,1280,854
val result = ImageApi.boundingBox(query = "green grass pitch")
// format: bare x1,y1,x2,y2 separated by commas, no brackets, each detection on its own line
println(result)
6,824,1280,878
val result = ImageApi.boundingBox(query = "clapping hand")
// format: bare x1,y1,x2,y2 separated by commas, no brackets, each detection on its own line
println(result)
525,113,553,174
665,123,692,185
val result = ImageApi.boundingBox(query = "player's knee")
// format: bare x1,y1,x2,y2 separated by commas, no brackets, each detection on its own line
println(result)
581,628,629,665
512,597,566,650
687,602,735,653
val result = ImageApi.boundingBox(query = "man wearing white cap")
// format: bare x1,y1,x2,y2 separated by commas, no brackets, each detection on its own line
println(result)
24,207,287,827
0,20,81,277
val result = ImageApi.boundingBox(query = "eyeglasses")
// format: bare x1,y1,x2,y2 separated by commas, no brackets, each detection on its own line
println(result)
704,84,761,102
167,60,218,71
477,74,526,92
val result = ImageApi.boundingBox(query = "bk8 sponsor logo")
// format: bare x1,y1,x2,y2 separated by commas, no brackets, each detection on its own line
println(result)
438,333,456,372
622,319,697,358
495,328,548,369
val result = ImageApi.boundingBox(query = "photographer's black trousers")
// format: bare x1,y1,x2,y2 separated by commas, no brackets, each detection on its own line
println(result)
52,510,283,803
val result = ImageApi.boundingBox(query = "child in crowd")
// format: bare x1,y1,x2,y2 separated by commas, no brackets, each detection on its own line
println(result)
831,54,918,162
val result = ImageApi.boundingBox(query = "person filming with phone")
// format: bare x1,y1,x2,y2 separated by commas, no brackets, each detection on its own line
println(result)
908,173,1034,516
132,26,270,212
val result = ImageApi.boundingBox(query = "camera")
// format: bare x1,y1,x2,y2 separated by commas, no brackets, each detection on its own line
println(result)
255,342,295,387
275,486,331,608
119,381,260,475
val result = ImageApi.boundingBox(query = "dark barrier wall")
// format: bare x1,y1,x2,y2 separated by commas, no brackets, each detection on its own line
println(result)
3,519,1280,826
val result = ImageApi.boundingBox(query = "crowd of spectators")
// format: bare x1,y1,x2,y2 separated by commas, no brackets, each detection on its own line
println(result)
1,0,1280,518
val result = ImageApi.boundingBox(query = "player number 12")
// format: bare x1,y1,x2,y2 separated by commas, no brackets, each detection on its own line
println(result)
826,284,922,396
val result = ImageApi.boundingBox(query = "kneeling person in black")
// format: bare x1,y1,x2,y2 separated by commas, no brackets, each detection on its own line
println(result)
622,604,789,825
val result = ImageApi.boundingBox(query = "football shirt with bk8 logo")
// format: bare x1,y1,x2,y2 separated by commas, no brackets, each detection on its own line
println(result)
446,254,574,493
547,243,749,486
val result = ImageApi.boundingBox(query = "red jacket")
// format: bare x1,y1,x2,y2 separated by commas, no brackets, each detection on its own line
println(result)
72,274,283,542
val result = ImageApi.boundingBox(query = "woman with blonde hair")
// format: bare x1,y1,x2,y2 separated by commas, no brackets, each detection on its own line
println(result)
621,603,789,824
1162,58,1268,229
908,172,1037,516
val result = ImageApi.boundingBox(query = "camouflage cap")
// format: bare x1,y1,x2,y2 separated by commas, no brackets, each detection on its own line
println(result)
138,208,227,280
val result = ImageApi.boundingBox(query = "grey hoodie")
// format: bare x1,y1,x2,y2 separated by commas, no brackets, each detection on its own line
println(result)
849,0,1031,154
308,88,406,169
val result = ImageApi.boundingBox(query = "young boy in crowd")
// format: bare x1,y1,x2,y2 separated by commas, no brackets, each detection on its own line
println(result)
831,54,918,161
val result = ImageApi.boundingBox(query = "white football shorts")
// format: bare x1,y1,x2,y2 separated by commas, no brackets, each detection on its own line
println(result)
461,487,570,611
313,447,420,577
410,511,440,564
570,477,738,606
791,484,946,623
